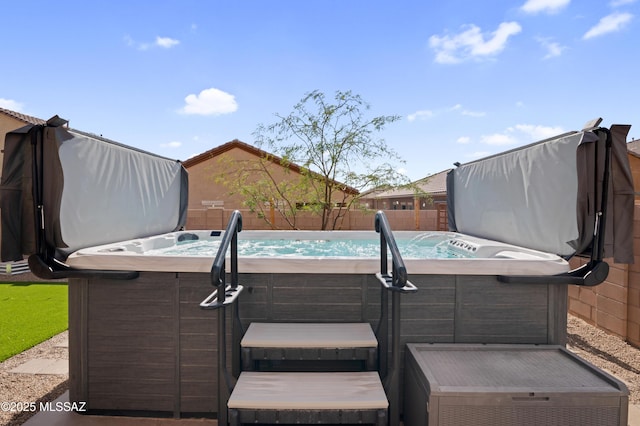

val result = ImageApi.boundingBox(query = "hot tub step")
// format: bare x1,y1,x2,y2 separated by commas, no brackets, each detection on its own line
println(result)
241,322,378,371
228,371,388,426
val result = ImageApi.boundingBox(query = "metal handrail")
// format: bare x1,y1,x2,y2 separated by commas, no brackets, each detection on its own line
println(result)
212,210,242,288
375,211,412,290
200,210,243,309
200,210,244,426
374,210,417,426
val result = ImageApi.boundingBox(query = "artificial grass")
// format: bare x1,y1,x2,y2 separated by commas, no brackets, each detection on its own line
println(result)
0,282,68,362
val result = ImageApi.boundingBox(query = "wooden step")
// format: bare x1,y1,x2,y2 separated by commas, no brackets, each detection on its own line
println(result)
241,322,378,371
228,371,388,425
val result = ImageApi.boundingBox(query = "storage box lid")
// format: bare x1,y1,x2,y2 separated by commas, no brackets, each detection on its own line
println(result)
407,344,628,396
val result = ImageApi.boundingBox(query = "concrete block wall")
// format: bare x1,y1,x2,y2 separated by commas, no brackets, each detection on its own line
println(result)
628,202,640,347
186,208,441,232
567,201,640,348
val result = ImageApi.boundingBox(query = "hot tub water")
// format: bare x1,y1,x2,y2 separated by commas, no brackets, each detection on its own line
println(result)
146,233,471,259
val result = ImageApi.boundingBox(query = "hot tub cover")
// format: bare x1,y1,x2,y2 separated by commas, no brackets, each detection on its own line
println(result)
0,117,188,262
447,122,634,263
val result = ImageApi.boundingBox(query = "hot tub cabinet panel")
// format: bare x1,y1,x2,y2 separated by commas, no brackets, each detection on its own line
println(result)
70,275,180,413
69,272,568,417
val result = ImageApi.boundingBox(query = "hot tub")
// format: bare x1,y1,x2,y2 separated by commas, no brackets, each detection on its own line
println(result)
1,119,633,418
62,228,571,416
65,230,569,276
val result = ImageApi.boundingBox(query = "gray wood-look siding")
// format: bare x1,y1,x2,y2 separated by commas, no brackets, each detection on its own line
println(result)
69,271,567,417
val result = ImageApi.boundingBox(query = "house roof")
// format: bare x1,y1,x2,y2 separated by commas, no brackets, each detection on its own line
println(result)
628,139,640,158
367,168,451,199
182,139,359,195
0,107,46,126
183,139,280,169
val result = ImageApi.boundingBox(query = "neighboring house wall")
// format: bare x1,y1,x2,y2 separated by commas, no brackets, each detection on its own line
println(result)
360,169,450,212
184,139,356,213
362,195,447,211
185,144,265,210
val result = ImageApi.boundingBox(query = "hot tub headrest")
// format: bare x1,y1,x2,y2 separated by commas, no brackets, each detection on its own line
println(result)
0,118,188,262
447,121,634,263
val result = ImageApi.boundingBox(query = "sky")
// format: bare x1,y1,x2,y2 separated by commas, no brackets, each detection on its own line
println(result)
1,0,639,182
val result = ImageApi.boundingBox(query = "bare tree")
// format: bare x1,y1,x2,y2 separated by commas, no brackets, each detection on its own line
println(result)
224,90,412,229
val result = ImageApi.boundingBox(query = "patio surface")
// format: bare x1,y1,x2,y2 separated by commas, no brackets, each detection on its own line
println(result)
6,329,639,426
20,391,640,426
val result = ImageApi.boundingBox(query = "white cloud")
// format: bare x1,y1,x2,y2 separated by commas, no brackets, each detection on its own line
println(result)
161,141,182,148
180,88,238,116
407,110,434,122
457,136,471,144
156,36,180,48
481,133,518,146
462,109,486,117
409,104,485,122
450,104,486,117
0,98,24,111
429,22,522,64
512,124,564,140
125,35,180,50
521,0,570,14
536,37,566,59
583,12,633,39
481,123,565,146
516,101,525,108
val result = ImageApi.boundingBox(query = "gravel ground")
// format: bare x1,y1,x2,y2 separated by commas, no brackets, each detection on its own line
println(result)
567,315,640,404
1,316,639,425
0,331,68,426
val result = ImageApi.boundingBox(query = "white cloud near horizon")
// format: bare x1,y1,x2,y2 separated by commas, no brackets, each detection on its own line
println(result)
521,0,570,14
407,110,434,122
125,35,180,50
0,98,24,111
481,133,518,146
156,36,180,48
457,136,471,144
451,104,486,117
180,88,238,116
161,141,182,148
409,104,485,122
583,12,633,39
429,22,522,64
481,123,565,146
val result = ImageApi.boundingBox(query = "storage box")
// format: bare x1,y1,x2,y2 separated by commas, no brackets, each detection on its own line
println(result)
404,344,628,426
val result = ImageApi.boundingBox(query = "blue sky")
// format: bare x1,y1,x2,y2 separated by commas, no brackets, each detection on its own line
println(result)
1,0,638,181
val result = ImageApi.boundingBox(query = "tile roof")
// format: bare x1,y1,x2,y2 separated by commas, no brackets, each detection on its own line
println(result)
627,139,640,158
367,168,451,198
0,107,46,125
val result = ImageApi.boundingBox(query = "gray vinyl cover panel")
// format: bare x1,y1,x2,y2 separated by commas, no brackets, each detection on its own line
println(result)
42,126,187,256
448,131,598,256
1,122,188,261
